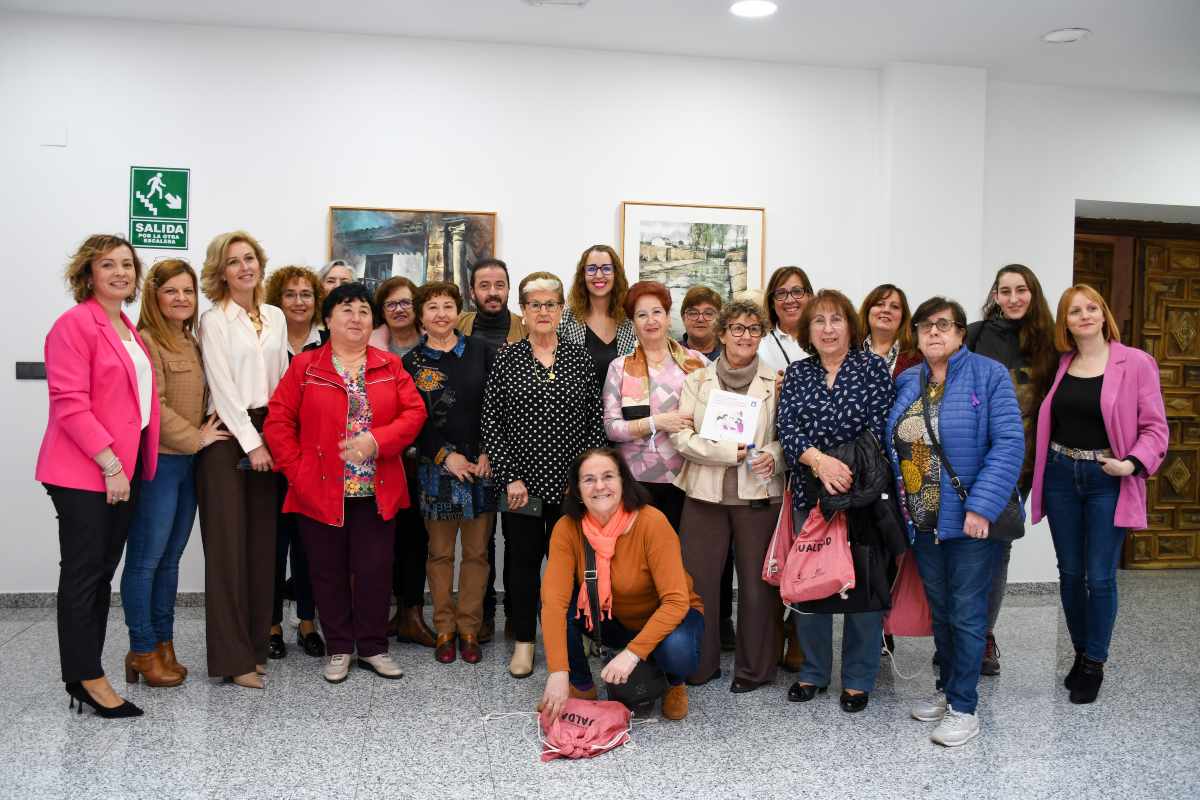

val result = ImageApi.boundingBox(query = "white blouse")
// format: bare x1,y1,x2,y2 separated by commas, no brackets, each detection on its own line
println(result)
757,328,808,374
122,338,153,430
199,300,288,453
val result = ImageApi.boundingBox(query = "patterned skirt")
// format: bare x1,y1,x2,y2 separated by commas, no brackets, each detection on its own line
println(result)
417,461,497,521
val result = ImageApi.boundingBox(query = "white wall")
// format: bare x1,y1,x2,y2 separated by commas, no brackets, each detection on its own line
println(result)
2,12,1198,592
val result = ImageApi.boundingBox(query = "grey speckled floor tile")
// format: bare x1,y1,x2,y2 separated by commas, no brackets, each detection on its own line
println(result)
1,572,1196,800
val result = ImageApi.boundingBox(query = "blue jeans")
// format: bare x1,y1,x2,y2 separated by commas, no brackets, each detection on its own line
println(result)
913,530,998,714
121,454,196,653
793,611,883,693
566,607,703,689
1042,451,1126,662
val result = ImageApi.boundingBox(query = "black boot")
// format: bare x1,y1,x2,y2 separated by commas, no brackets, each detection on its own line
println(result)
1064,651,1084,690
1069,657,1104,704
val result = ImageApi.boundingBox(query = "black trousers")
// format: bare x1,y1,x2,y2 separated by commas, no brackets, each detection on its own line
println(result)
644,480,733,620
502,502,562,643
391,503,429,608
483,514,508,620
46,459,143,683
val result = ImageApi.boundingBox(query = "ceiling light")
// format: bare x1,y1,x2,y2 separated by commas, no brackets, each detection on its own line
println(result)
1042,27,1091,44
730,1,778,19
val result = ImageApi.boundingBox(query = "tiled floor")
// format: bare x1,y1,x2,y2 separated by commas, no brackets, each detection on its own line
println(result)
2,571,1197,799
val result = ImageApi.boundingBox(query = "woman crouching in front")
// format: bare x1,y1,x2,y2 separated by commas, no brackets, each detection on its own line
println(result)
539,449,704,723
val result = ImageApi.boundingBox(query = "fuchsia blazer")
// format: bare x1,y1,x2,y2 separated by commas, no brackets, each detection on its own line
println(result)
1030,341,1168,529
35,298,160,491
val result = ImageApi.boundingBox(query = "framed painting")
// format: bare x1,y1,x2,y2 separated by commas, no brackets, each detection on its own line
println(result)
328,206,497,309
620,201,765,337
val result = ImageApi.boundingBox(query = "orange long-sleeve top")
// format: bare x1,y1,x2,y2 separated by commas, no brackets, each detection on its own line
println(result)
540,506,704,674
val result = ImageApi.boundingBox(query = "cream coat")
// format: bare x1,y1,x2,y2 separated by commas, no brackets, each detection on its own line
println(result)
671,360,786,503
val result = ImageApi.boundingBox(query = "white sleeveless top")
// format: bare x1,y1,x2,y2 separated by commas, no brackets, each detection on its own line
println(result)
123,339,153,430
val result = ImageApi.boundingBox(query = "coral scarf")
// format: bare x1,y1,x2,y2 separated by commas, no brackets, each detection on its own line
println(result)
575,507,638,632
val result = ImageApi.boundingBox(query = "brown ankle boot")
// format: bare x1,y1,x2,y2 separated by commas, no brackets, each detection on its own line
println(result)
395,605,436,648
125,650,184,687
782,623,804,673
156,641,187,680
662,684,689,720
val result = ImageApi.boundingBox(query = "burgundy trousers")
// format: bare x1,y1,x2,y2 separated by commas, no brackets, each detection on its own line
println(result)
298,497,395,658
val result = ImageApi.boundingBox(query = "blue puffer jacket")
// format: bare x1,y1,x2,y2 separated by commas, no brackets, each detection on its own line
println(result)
885,346,1024,542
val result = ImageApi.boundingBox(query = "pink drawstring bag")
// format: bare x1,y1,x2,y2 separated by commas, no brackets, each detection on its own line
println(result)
780,506,855,605
761,479,797,587
538,699,632,762
884,552,933,637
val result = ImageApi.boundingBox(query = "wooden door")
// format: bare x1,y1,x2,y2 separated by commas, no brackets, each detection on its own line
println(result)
1125,238,1200,568
1073,238,1114,304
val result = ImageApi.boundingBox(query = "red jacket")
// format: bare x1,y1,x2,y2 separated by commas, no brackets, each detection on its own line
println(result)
264,343,427,527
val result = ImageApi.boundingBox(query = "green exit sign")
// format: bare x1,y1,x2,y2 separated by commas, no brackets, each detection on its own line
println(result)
129,166,189,250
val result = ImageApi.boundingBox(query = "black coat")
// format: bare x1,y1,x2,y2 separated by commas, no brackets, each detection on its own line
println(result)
794,429,907,615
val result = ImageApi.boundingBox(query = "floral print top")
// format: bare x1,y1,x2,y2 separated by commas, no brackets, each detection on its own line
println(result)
333,353,375,497
892,381,945,531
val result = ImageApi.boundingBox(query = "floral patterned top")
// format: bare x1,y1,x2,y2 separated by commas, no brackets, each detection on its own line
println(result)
777,348,896,514
333,353,375,497
892,382,945,531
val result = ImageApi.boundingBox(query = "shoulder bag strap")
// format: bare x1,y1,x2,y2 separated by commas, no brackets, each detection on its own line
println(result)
580,529,611,659
772,331,793,365
919,369,968,502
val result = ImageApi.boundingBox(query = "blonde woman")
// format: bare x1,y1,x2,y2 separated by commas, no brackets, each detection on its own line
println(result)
197,230,288,689
122,259,230,687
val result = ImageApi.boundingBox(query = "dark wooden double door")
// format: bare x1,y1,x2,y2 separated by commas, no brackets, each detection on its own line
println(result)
1073,233,1200,569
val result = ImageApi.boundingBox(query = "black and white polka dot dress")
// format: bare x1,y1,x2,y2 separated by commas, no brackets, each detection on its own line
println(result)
480,339,607,502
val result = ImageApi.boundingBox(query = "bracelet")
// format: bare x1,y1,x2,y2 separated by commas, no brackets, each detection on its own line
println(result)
103,460,123,478
100,455,120,475
810,451,823,477
647,416,657,437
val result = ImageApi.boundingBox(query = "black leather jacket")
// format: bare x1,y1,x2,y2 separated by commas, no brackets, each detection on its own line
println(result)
794,429,907,614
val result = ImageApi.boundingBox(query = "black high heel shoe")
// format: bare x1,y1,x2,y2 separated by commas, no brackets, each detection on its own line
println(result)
65,682,143,719
839,690,869,713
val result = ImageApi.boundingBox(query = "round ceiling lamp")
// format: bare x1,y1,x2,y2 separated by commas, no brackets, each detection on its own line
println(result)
1042,27,1092,44
730,1,778,19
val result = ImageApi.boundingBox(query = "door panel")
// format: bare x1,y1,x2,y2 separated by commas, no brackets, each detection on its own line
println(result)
1124,238,1200,568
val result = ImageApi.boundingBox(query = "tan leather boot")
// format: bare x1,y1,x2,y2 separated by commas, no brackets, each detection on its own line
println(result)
782,622,804,673
661,684,689,720
395,605,437,648
509,642,535,678
156,641,187,680
124,650,184,688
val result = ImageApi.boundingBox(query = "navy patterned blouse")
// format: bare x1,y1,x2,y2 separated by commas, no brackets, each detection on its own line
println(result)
777,347,896,513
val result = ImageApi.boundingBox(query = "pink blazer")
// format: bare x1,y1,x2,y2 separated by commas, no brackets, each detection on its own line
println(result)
35,298,161,491
1030,341,1168,529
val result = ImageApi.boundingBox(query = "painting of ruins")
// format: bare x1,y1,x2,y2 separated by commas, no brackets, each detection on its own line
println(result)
621,202,765,337
328,207,497,309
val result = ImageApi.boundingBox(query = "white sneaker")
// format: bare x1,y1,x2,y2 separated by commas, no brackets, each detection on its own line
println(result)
930,706,980,747
324,653,352,683
911,690,948,721
359,652,403,679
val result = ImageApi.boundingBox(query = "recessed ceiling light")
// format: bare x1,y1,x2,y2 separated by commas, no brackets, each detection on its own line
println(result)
730,1,778,19
1042,27,1091,44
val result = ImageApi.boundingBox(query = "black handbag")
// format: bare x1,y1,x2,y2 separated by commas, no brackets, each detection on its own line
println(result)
919,371,1025,542
580,531,668,708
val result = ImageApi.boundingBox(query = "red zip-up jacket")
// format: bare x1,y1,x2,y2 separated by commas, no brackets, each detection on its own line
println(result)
264,342,427,527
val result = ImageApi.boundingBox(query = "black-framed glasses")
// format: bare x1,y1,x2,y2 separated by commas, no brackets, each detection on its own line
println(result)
525,300,562,313
584,265,615,277
726,323,765,338
914,319,963,334
683,308,717,321
772,286,812,302
384,299,413,312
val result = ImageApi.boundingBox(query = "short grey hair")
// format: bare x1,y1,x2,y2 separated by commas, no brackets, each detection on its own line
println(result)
320,259,353,282
716,299,767,336
518,270,564,305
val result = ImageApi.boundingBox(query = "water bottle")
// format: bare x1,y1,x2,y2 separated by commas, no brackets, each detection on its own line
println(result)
743,443,766,491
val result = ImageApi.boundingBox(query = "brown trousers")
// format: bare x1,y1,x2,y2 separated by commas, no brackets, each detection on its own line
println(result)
196,411,277,678
425,514,493,636
680,498,783,685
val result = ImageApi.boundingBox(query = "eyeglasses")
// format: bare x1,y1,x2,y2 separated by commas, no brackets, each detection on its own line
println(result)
914,319,963,334
525,300,561,313
283,291,314,302
580,474,619,487
726,323,765,338
683,308,717,321
634,308,666,323
584,265,615,277
384,299,413,312
772,287,812,302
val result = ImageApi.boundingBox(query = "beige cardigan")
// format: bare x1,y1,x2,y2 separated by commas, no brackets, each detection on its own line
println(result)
142,329,206,455
670,360,786,503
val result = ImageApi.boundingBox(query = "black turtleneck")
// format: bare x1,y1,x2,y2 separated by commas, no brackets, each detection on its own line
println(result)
472,308,511,348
